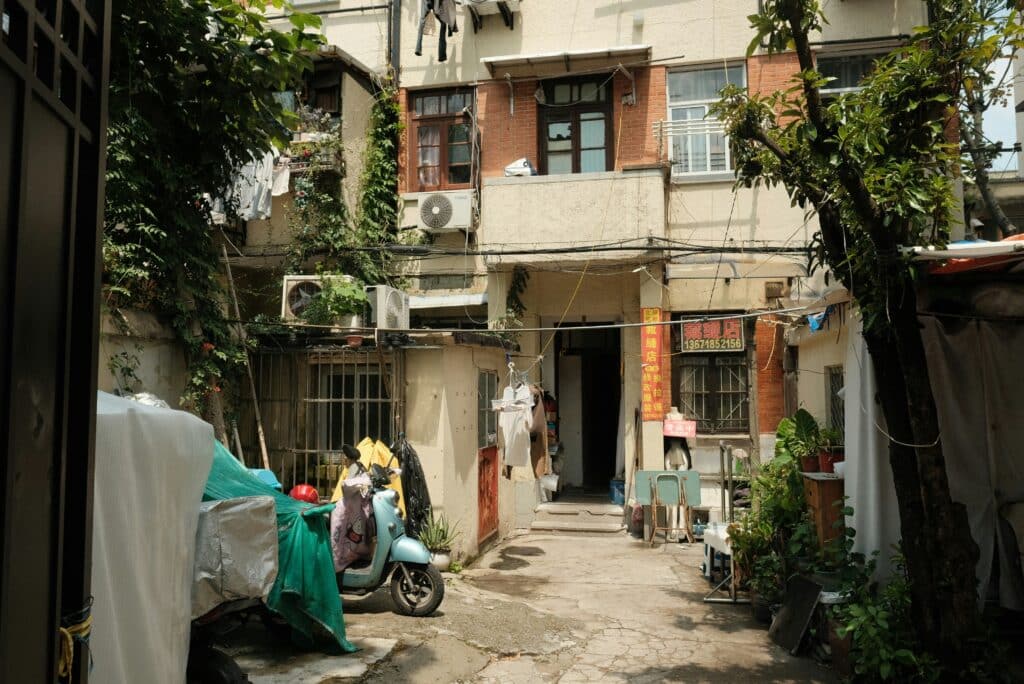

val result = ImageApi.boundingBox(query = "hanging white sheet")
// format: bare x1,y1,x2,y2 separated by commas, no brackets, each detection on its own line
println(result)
92,392,214,684
497,384,533,468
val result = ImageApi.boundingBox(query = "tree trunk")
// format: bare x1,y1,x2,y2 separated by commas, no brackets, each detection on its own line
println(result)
962,118,1017,237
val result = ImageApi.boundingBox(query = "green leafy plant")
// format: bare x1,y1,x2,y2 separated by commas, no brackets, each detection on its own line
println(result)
103,0,322,415
749,551,785,604
447,560,464,574
774,408,821,462
820,426,844,449
418,513,461,552
300,275,368,326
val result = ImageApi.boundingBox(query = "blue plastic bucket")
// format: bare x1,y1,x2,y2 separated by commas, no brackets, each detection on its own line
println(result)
610,479,625,505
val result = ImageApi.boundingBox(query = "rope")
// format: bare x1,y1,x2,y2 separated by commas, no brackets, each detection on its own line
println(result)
58,598,94,682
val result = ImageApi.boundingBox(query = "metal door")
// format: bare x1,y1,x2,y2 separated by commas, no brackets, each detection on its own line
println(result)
1,1,111,681
478,445,499,544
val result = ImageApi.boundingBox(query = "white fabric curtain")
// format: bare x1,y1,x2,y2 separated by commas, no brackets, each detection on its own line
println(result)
844,319,902,580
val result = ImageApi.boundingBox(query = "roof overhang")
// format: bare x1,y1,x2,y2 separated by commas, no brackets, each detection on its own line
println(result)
481,44,651,79
409,292,488,310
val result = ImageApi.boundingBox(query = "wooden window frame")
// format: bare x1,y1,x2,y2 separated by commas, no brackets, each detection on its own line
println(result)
538,75,614,175
409,88,475,192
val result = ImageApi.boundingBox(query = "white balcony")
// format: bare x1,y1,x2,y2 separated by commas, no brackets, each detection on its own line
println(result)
477,168,666,264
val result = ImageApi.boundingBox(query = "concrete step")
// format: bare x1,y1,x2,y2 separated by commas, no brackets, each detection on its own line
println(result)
529,519,626,533
535,502,623,517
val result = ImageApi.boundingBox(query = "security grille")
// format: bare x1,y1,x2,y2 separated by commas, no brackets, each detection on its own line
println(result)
241,347,404,493
826,365,845,434
679,354,749,433
478,370,498,448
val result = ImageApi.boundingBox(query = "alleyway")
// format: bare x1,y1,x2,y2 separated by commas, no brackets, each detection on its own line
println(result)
229,532,834,683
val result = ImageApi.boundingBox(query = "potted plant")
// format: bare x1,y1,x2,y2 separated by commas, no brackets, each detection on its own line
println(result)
774,408,821,472
818,426,845,473
300,275,368,331
418,513,460,571
749,551,784,624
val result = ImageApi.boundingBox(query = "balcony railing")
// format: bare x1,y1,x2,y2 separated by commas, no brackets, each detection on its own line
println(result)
653,119,732,177
287,134,342,174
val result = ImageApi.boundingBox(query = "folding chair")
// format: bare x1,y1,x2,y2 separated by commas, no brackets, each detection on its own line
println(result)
650,472,694,546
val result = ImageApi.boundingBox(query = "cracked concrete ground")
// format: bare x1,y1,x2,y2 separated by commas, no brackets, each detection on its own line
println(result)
225,532,835,683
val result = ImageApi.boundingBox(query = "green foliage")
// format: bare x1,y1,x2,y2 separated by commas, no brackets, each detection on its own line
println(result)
774,408,821,462
749,551,785,604
418,513,461,552
288,87,403,287
107,345,143,395
832,552,941,683
505,265,530,318
819,426,844,448
300,275,369,325
103,0,322,412
447,560,464,574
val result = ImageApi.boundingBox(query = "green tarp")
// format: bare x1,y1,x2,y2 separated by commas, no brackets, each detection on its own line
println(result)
203,441,356,653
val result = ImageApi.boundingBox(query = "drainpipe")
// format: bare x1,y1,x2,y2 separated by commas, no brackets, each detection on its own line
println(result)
389,0,402,81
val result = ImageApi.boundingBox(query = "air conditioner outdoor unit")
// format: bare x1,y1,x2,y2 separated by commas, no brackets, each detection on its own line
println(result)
280,274,353,321
415,190,476,233
365,285,411,330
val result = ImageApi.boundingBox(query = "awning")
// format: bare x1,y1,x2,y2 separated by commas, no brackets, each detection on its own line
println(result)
409,292,488,310
481,44,651,79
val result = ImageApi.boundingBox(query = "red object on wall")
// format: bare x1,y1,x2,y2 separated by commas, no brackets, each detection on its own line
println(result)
289,484,319,504
478,446,499,545
756,317,786,434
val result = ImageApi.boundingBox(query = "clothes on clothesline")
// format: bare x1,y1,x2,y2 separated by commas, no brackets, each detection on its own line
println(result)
497,383,533,468
415,0,458,62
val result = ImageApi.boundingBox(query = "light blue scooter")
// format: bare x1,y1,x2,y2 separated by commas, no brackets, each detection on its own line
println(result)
335,464,445,616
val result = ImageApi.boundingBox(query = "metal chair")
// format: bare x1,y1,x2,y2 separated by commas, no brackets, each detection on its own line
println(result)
649,472,694,546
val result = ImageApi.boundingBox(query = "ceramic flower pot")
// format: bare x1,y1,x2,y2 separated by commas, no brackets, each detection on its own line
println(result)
818,447,845,473
430,550,452,572
800,454,820,472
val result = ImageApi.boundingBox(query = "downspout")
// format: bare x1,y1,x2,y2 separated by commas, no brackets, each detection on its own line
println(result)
389,0,402,81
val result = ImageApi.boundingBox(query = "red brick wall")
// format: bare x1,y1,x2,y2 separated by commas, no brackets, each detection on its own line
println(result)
756,318,785,434
612,66,665,170
477,79,540,178
747,52,801,97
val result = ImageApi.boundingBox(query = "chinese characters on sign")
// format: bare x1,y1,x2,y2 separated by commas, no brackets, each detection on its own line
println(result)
663,418,697,438
641,308,663,421
680,317,745,352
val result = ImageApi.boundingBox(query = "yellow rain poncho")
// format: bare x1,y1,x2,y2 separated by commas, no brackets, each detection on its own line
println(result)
330,438,406,517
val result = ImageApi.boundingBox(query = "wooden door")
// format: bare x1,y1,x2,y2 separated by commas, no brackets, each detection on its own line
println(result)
478,446,499,544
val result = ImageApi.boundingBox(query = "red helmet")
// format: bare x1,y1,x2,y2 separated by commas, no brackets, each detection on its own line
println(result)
289,484,319,504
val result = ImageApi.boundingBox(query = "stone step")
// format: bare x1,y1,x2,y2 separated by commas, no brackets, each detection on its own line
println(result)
534,502,623,517
529,519,626,533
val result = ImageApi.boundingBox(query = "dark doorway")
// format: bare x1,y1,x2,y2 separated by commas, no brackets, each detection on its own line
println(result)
558,326,621,491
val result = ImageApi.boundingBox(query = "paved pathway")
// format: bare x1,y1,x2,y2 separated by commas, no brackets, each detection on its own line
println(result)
230,532,835,683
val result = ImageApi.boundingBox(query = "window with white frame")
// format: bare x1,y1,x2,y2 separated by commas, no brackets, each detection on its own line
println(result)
667,64,745,176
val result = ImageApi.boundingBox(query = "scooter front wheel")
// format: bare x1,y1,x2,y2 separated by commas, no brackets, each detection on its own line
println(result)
390,563,445,617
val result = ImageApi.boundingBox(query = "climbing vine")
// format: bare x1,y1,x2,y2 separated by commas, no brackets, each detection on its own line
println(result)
103,0,321,416
287,84,404,287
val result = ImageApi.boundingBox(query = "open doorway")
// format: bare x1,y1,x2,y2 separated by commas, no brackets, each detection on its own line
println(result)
556,326,622,492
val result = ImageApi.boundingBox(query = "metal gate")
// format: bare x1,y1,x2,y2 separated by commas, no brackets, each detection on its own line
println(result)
241,346,405,494
1,1,110,681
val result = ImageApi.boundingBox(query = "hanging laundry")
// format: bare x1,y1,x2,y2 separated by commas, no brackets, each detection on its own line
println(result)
415,0,457,62
271,160,290,197
497,384,533,468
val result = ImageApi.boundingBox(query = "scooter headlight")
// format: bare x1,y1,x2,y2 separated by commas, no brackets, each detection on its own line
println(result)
394,507,402,517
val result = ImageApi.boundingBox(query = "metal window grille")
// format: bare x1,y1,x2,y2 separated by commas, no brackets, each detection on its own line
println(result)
241,346,404,493
826,365,845,434
478,370,498,448
678,354,749,433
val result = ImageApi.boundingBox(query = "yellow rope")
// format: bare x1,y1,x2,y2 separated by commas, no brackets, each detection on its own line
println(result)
57,613,92,681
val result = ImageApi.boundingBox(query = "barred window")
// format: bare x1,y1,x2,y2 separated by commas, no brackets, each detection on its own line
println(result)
478,370,498,448
678,354,748,433
825,365,845,434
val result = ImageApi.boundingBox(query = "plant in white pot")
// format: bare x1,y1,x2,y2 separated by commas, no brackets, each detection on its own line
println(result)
419,513,460,572
300,274,368,331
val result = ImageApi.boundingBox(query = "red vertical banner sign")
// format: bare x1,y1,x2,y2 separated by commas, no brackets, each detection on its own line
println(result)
641,308,664,421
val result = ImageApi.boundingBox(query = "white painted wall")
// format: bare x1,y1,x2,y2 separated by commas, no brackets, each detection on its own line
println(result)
790,307,852,424
404,342,507,559
478,170,665,261
98,310,188,406
295,1,925,88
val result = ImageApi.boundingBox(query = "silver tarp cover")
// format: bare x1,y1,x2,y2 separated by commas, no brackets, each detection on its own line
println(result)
192,495,279,619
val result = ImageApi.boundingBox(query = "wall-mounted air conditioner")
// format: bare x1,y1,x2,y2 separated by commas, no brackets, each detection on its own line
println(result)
415,190,476,233
280,274,352,321
365,285,411,330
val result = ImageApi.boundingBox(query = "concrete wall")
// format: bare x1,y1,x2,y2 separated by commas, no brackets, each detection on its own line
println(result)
98,310,188,405
341,72,376,209
299,1,922,88
789,307,851,424
404,342,508,559
478,169,665,260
